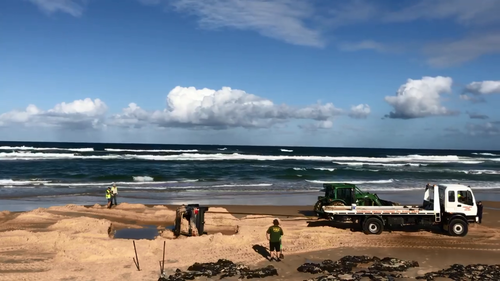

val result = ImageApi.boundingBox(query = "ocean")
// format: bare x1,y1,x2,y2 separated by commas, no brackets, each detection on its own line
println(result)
1,141,500,211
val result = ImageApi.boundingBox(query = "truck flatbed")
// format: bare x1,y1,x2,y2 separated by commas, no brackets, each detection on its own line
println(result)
322,205,435,215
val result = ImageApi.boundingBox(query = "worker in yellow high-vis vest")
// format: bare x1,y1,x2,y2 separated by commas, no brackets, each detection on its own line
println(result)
106,187,112,208
111,182,118,206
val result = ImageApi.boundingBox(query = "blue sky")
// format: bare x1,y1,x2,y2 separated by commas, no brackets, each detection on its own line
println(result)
1,0,500,149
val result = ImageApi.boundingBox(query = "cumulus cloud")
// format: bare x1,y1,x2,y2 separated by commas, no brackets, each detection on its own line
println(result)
110,86,354,129
348,104,371,119
464,80,500,95
0,87,366,131
384,76,458,119
0,98,107,129
106,103,151,129
28,0,87,17
460,80,500,102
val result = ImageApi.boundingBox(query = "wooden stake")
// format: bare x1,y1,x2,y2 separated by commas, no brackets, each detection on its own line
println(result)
133,240,141,271
161,240,166,274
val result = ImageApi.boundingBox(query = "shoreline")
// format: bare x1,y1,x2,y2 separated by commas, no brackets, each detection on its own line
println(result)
2,188,500,212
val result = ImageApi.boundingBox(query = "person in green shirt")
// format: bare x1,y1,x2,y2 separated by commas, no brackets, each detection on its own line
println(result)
266,219,283,261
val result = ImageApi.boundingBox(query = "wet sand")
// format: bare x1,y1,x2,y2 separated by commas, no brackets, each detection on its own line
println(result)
0,202,498,281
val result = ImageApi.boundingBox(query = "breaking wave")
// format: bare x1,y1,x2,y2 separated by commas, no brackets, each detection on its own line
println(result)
0,152,488,164
211,183,273,187
306,179,395,184
472,152,499,156
0,146,93,152
0,179,51,185
333,162,428,167
133,176,154,182
105,148,198,153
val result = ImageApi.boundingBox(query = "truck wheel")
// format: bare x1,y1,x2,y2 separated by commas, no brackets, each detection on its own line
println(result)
363,217,383,235
448,219,468,237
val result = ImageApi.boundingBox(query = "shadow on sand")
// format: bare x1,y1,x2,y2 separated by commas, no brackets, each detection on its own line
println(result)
252,244,271,260
298,210,317,217
306,220,447,235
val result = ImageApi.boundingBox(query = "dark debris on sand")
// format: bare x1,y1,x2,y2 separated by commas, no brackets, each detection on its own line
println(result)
416,264,500,281
158,259,278,281
297,255,419,281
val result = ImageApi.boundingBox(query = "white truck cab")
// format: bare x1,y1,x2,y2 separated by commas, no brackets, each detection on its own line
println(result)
424,183,478,219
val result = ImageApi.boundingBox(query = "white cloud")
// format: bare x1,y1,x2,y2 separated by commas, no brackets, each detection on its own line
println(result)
107,103,151,128
110,86,352,129
293,102,344,121
28,0,87,17
423,33,500,67
348,104,371,119
384,76,457,119
0,98,107,129
465,80,500,95
460,80,500,102
165,0,325,47
1,87,366,131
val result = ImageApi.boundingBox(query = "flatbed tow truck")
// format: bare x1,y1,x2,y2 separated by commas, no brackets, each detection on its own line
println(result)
322,183,479,237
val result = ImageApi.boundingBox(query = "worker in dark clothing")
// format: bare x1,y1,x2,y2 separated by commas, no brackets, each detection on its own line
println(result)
477,201,483,224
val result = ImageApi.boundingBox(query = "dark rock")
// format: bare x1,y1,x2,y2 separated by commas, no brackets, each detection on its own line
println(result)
239,265,279,279
158,259,278,280
369,257,420,272
416,263,500,281
297,255,418,281
297,262,325,274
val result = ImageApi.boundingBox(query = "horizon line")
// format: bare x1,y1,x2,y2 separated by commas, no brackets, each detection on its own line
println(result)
0,140,498,153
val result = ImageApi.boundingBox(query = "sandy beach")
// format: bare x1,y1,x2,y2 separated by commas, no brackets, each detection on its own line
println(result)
1,202,500,281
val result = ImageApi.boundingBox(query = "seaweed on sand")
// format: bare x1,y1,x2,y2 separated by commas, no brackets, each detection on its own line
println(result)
297,255,419,281
158,259,278,280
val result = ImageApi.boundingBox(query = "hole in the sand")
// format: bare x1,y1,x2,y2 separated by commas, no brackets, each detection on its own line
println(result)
112,224,238,239
113,225,171,240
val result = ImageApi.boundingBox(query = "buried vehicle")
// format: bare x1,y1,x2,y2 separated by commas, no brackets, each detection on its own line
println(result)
322,183,479,236
314,183,399,217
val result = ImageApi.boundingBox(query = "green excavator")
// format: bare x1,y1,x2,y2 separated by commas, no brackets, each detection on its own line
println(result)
314,183,400,217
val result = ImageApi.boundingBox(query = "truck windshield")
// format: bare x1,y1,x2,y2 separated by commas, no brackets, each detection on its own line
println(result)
457,190,474,206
